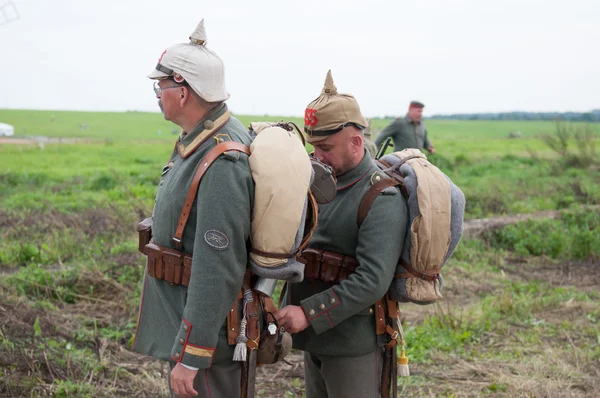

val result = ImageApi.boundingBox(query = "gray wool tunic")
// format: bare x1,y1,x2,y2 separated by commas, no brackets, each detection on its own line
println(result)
286,150,408,357
132,104,254,369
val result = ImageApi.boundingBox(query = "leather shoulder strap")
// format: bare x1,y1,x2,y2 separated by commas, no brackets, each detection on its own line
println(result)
173,141,251,249
357,179,401,227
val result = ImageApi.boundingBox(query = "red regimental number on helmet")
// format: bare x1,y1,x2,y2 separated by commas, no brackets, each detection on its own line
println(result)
304,108,318,127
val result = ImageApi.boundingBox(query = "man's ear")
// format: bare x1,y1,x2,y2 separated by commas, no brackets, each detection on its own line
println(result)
179,86,189,105
350,133,363,152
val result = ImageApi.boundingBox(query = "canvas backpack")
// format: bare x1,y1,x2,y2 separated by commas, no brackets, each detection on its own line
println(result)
358,148,466,305
223,121,339,365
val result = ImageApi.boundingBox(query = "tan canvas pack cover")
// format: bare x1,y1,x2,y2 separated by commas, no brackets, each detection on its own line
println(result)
248,123,313,268
359,148,465,305
393,149,451,302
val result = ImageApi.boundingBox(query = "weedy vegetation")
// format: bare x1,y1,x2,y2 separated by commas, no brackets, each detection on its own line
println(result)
0,110,599,397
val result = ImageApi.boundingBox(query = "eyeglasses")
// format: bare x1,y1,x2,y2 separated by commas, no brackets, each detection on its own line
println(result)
153,81,182,97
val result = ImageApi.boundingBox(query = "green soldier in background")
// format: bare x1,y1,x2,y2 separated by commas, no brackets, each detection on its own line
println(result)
375,101,435,155
275,70,408,398
132,19,254,398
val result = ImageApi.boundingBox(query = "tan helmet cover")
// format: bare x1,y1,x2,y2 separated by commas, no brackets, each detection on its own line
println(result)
304,70,368,143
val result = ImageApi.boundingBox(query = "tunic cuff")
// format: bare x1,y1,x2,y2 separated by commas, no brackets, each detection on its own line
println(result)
300,289,341,334
170,318,216,369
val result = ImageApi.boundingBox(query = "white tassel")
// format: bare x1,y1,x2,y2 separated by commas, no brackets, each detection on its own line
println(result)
233,318,247,361
233,289,254,362
396,314,410,377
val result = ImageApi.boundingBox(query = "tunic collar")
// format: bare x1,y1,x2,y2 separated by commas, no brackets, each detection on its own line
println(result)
335,150,373,191
177,104,230,158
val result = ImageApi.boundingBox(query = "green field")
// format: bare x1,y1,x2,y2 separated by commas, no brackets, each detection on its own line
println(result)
1,109,599,397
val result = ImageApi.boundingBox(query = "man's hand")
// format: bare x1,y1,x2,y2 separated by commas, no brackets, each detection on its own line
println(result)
427,146,435,155
170,363,198,397
274,305,310,333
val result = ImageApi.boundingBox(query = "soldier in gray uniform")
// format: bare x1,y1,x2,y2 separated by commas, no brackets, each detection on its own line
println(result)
275,70,409,398
132,20,254,398
375,101,435,155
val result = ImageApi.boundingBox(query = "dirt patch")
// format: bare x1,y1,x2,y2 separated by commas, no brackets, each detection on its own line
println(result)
0,137,35,145
257,351,600,397
464,206,600,239
414,354,599,398
0,296,67,341
0,137,90,145
463,210,561,239
500,257,600,291
256,353,305,397
0,279,166,398
1,208,130,239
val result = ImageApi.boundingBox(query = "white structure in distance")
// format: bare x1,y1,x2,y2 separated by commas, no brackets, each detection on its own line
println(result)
0,122,15,136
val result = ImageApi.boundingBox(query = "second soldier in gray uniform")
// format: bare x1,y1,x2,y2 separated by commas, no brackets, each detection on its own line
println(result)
275,70,408,398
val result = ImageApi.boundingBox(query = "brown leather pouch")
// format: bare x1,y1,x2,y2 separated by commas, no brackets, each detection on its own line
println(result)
339,257,358,281
182,255,192,287
321,251,343,283
136,218,153,255
227,292,242,345
246,290,260,350
301,249,322,281
145,243,164,280
163,249,183,285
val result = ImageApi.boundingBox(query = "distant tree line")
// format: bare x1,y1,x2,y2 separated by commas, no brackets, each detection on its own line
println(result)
425,109,600,122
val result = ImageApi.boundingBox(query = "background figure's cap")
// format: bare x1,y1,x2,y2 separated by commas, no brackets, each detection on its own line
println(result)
148,19,230,102
409,100,425,109
303,70,367,143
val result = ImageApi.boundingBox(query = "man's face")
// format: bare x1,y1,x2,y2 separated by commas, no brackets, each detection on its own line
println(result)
154,78,184,121
311,126,362,176
408,107,423,122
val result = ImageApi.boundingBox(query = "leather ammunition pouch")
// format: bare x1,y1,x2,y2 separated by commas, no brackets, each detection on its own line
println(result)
144,243,193,286
136,217,153,255
137,218,193,287
300,248,359,284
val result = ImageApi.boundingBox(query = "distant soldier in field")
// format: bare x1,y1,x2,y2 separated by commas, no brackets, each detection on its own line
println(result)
375,101,435,155
132,19,255,398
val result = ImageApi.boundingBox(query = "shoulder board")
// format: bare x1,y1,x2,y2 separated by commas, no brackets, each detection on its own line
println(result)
369,170,398,195
213,133,246,161
213,133,232,144
369,170,388,186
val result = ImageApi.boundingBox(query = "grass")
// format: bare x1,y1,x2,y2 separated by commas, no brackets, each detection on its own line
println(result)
0,109,599,397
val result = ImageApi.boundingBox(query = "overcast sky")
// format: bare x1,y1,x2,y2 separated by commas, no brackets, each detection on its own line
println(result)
0,0,598,117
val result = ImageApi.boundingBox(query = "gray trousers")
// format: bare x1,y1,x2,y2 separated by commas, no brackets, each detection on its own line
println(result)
168,360,241,398
303,349,384,398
